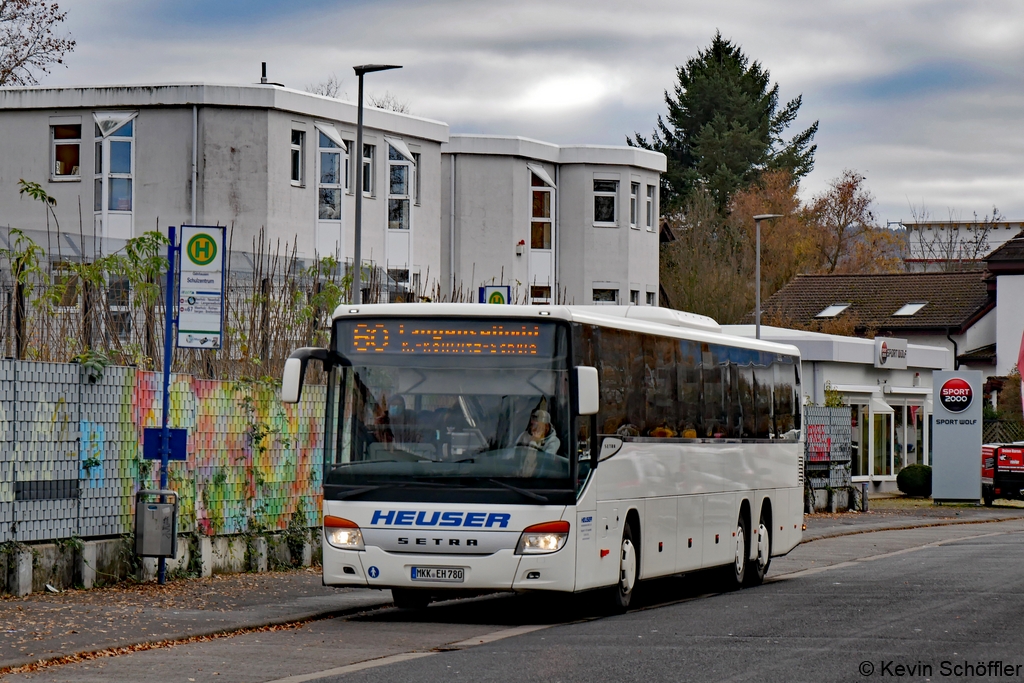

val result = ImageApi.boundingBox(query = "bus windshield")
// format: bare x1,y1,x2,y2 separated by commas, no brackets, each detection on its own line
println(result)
324,318,573,503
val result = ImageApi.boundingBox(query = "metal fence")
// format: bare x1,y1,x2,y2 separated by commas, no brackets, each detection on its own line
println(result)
0,359,325,545
803,406,853,489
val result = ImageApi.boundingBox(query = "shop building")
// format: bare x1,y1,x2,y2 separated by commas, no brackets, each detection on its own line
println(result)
726,325,950,489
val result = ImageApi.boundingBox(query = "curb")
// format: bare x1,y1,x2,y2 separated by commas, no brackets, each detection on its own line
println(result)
802,513,1024,543
0,595,395,675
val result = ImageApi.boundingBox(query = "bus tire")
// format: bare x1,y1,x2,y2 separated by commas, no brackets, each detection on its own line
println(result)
744,511,771,587
608,522,638,613
729,513,748,589
391,588,430,610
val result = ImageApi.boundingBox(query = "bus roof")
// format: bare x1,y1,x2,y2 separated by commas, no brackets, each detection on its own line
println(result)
331,303,802,359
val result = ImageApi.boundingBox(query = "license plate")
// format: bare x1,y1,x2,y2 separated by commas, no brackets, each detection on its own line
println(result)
410,566,464,582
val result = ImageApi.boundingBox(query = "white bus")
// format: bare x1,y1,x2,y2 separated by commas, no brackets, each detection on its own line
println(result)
282,303,804,610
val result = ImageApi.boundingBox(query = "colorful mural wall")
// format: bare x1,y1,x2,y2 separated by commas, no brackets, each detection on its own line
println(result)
0,360,325,544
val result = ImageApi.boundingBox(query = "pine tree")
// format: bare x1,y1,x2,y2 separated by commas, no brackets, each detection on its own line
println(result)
631,32,817,211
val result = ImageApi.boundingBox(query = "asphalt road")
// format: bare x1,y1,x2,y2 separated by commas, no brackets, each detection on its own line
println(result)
9,520,1024,683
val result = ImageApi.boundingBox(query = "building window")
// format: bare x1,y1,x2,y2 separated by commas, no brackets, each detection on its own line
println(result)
51,124,81,179
290,130,305,185
95,119,134,213
387,144,410,229
531,172,553,249
107,276,131,342
412,152,421,205
646,185,656,231
344,139,351,192
630,289,640,305
630,182,640,229
318,132,343,220
593,288,618,304
362,144,375,196
646,291,656,306
531,286,551,304
594,179,618,225
816,303,851,318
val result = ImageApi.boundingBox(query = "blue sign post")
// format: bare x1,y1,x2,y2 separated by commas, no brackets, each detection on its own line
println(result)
157,225,179,585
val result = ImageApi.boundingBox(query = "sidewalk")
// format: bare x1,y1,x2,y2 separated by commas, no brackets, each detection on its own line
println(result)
0,568,393,673
4,499,1024,675
803,497,1024,541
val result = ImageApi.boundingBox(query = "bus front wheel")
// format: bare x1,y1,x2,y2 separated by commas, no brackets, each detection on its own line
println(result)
608,522,638,612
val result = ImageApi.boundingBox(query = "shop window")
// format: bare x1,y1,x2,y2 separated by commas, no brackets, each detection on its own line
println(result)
290,130,305,186
318,132,343,220
629,182,640,228
52,124,81,178
593,179,617,225
873,412,893,476
531,173,553,249
387,144,410,230
646,185,656,231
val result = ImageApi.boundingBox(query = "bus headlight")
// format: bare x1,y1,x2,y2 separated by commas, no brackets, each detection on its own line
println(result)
324,515,364,551
515,521,570,555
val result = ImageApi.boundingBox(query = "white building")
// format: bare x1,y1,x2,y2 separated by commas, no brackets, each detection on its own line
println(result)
904,220,1023,272
441,136,665,305
0,84,666,307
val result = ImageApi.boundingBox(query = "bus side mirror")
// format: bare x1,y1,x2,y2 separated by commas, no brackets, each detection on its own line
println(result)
576,366,599,415
282,347,331,404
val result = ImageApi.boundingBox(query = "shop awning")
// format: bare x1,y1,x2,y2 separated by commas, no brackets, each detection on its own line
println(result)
883,385,932,395
870,398,894,414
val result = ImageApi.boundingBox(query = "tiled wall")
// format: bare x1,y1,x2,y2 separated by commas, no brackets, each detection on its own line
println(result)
0,361,325,544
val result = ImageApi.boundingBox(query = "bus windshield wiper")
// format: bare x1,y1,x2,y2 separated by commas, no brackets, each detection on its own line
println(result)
487,478,548,502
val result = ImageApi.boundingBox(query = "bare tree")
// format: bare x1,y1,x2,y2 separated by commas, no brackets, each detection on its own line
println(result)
368,90,410,114
0,0,75,86
906,205,1000,271
305,73,344,99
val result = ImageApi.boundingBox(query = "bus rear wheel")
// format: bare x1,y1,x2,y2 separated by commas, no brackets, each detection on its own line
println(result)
391,588,430,610
744,512,771,587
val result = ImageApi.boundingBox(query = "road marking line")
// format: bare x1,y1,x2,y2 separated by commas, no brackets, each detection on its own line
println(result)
262,624,554,682
263,652,435,683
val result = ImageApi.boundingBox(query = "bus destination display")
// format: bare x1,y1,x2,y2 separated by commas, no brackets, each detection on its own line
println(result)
341,320,555,356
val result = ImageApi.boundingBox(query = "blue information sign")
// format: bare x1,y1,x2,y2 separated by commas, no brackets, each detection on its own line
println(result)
143,427,188,461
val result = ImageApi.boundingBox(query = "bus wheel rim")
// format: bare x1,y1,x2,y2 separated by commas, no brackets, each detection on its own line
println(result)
734,525,745,576
620,538,636,592
757,523,770,569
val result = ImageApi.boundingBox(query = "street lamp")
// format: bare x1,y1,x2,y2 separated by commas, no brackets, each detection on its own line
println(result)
352,63,402,305
753,213,783,340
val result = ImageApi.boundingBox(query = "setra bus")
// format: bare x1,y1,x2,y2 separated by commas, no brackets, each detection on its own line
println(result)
282,303,804,610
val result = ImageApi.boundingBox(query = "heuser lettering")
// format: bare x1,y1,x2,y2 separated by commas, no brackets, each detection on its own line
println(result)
370,510,511,528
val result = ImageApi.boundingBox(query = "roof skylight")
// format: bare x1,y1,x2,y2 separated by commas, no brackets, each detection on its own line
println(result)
815,303,851,318
893,302,928,316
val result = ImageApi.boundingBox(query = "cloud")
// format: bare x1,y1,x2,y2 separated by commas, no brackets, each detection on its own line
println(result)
48,0,1024,222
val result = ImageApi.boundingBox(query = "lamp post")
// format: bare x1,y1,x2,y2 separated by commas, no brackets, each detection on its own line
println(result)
753,213,783,340
352,63,401,305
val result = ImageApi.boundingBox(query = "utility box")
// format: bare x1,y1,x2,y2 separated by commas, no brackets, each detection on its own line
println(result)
135,490,179,558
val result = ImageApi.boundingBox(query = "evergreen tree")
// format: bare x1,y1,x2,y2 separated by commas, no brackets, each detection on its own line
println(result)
631,32,817,211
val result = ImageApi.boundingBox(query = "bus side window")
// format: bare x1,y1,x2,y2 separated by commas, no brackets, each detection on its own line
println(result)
677,340,702,439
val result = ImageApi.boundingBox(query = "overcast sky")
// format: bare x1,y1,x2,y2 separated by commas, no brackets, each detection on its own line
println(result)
48,0,1024,223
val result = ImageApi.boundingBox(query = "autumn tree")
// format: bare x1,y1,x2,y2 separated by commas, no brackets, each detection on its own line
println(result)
0,0,75,86
631,32,817,211
807,170,903,274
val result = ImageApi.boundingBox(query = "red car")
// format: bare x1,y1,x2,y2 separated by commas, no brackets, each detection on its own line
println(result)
982,443,1024,506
